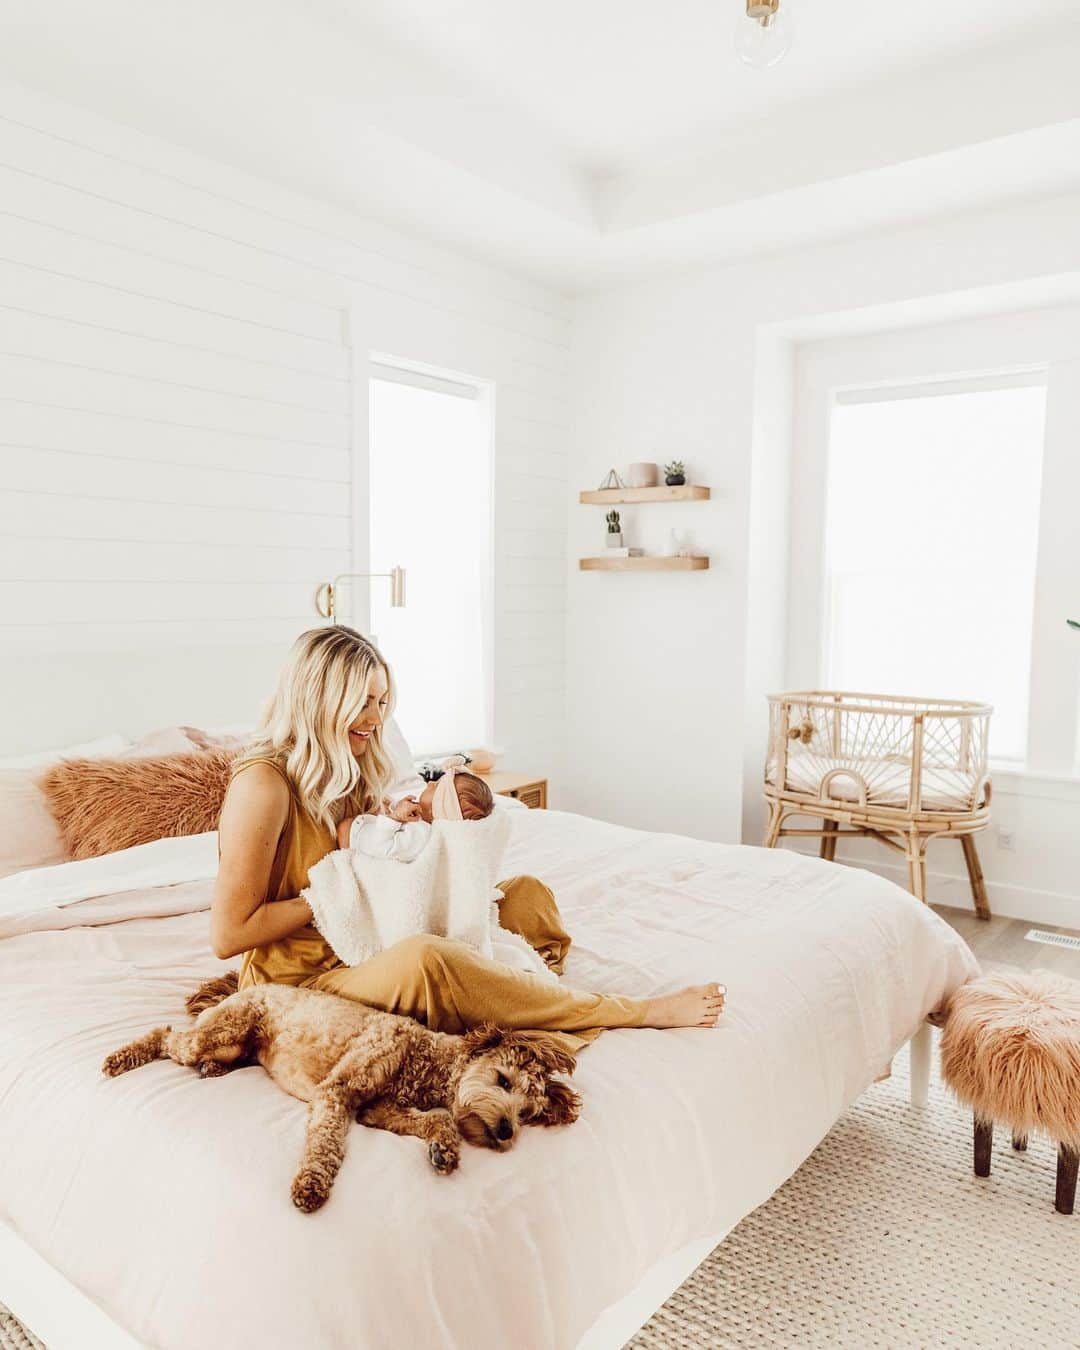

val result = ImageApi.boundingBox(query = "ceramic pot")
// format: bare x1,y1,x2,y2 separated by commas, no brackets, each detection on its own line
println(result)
606,531,624,548
665,473,686,486
627,462,659,488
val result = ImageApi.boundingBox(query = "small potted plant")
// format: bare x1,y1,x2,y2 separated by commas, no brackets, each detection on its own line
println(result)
606,509,623,548
664,460,686,486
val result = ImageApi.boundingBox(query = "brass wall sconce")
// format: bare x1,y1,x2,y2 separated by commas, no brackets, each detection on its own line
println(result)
314,567,406,622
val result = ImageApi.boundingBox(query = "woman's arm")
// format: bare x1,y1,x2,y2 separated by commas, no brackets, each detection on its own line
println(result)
211,763,314,959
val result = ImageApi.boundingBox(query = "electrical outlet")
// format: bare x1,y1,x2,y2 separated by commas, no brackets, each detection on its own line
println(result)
996,828,1016,852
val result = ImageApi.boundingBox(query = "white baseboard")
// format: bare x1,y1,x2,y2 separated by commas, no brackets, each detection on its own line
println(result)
789,848,1080,928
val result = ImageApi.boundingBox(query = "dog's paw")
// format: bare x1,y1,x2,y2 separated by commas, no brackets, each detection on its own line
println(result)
199,1060,230,1078
428,1140,460,1175
291,1170,330,1213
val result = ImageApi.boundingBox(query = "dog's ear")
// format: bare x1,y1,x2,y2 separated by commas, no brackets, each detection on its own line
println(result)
510,1031,577,1078
531,1077,581,1128
463,1023,507,1056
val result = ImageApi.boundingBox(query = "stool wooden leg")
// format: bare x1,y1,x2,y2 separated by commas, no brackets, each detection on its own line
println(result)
974,1115,993,1177
960,833,992,922
1012,1131,1028,1151
820,819,839,862
1056,1145,1078,1215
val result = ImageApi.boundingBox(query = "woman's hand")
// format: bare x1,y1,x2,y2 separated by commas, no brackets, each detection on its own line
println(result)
211,763,313,959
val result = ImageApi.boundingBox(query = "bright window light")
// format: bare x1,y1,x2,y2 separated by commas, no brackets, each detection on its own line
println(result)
368,366,492,755
824,380,1046,762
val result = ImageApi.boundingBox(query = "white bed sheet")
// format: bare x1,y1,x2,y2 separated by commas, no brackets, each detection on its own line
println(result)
0,809,977,1350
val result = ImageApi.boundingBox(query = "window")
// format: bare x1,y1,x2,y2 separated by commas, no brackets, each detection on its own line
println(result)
368,362,492,755
824,378,1046,762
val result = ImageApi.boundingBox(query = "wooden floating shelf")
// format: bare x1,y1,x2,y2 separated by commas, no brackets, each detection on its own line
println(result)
579,556,710,572
579,485,711,504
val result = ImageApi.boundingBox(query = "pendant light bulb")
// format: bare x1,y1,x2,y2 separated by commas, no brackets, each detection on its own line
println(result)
735,0,792,70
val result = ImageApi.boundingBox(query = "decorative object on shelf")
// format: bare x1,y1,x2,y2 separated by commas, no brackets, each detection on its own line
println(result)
597,468,625,490
626,461,659,488
664,460,686,486
605,547,644,558
664,528,683,558
315,568,406,621
466,747,499,773
735,0,791,70
606,509,623,548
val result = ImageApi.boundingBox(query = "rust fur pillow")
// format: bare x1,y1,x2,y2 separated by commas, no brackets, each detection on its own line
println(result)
40,748,237,860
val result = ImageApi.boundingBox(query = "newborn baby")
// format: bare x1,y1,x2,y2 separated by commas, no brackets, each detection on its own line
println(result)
336,768,495,862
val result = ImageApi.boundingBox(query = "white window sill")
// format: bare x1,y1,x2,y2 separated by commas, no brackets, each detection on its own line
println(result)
989,763,1080,803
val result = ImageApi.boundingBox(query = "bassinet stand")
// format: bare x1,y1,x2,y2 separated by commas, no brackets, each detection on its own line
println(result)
763,691,992,921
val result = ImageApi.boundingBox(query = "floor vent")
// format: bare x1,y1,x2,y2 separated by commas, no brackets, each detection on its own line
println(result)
1024,929,1080,951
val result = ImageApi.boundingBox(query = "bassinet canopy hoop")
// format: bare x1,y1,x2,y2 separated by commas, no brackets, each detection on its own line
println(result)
763,689,993,920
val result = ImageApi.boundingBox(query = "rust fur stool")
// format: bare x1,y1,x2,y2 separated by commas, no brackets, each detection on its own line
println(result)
941,970,1080,1215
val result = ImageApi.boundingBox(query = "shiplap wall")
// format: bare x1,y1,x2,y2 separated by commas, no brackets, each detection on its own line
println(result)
0,81,570,781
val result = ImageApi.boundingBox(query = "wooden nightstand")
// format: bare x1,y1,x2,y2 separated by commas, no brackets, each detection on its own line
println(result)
476,771,547,810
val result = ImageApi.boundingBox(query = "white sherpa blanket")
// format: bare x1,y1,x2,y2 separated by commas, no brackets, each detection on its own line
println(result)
303,812,556,982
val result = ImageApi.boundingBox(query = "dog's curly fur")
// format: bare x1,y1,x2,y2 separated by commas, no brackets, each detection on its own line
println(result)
104,978,581,1212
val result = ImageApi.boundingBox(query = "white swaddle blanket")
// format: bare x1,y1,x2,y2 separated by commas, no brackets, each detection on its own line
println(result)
302,811,556,981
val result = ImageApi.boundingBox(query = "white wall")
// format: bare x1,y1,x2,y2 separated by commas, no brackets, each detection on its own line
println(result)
783,310,1080,925
565,189,1080,922
0,80,570,783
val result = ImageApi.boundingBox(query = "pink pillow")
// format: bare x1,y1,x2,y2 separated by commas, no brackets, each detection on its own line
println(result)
0,767,68,879
40,748,238,861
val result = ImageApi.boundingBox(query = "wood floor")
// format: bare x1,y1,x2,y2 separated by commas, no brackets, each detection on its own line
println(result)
932,904,1080,975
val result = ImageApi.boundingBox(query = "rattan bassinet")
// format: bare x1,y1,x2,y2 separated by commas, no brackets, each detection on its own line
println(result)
763,690,993,918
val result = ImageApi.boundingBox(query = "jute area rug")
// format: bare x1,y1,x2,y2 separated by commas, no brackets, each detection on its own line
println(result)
2,1038,1076,1349
632,1035,1079,1348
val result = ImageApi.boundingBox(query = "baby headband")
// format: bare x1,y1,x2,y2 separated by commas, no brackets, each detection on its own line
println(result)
431,756,468,821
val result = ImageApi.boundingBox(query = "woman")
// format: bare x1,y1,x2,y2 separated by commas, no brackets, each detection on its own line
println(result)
212,627,724,1044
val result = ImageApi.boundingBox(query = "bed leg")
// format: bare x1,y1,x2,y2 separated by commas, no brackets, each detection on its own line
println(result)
819,819,839,862
909,1021,931,1109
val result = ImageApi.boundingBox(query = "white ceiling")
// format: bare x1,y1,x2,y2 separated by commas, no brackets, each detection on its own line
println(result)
3,0,1080,290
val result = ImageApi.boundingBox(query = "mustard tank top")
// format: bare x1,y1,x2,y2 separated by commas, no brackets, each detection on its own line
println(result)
232,756,341,988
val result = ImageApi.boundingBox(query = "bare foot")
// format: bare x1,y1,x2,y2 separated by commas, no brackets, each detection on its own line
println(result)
642,983,726,1029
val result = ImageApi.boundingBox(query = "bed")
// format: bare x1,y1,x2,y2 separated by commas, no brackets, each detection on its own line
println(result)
0,805,977,1350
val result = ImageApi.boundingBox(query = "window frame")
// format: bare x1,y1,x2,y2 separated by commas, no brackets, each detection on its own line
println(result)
787,306,1080,779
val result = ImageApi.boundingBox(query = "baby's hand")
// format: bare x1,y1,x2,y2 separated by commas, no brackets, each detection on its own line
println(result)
336,816,355,849
387,796,422,823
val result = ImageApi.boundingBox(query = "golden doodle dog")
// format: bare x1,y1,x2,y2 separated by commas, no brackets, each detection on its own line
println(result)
103,981,581,1212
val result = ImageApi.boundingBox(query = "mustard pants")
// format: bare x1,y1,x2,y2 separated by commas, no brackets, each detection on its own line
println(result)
246,876,646,1049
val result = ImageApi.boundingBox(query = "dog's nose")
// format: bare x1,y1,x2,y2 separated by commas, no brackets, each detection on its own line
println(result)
496,1117,513,1142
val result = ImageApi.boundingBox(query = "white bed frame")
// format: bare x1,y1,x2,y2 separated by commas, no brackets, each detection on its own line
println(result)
0,1028,932,1349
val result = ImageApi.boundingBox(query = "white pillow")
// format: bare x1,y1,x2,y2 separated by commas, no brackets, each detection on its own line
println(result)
0,734,130,770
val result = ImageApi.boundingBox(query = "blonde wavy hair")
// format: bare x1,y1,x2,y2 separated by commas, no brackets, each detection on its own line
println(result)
239,626,395,832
